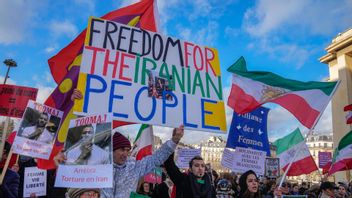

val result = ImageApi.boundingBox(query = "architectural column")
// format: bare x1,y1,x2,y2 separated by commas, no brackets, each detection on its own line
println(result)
320,28,352,181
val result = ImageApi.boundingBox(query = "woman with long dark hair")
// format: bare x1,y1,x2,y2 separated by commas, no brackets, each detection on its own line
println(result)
239,170,262,198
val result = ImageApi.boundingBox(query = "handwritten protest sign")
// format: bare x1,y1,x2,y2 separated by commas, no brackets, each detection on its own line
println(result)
55,113,113,188
12,100,63,159
74,17,226,133
232,147,266,175
176,148,201,168
265,158,280,178
0,84,38,118
23,167,47,198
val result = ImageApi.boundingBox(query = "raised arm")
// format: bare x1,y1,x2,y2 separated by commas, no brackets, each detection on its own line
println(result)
135,125,184,177
164,152,184,185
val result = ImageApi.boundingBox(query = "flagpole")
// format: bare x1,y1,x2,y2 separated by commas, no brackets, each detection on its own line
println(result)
276,80,340,196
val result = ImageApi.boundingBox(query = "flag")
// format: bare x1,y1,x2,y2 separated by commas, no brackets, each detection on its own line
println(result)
131,124,154,160
37,0,159,169
227,56,338,129
273,128,318,176
322,161,332,175
328,130,352,175
344,104,352,124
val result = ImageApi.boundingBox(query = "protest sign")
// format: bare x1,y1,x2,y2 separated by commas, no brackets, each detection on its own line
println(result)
23,167,47,198
0,84,38,118
74,17,226,133
221,148,237,170
318,151,332,168
232,147,266,176
12,100,63,159
176,148,201,169
264,158,280,178
144,167,162,184
226,107,270,156
55,113,113,188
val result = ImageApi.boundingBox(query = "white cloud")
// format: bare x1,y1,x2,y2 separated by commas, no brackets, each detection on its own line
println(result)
0,0,42,44
45,46,56,53
49,20,78,39
243,0,352,37
0,75,16,85
247,38,313,69
35,85,54,103
176,21,219,46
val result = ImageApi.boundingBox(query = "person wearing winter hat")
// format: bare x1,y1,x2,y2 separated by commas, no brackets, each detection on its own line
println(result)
238,170,262,198
100,125,184,198
66,188,100,198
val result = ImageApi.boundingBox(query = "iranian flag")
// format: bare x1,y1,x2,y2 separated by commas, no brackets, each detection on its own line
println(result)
131,124,154,160
227,57,338,129
274,128,318,176
328,130,352,175
344,104,352,124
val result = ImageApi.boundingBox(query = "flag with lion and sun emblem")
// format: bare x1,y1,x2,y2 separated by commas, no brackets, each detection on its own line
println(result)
227,56,338,129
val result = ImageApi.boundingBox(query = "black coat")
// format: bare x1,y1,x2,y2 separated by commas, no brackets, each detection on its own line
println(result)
0,169,20,198
164,153,216,198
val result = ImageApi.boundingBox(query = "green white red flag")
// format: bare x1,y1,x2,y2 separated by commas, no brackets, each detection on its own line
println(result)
227,57,338,129
274,128,318,176
131,124,154,160
344,104,352,124
328,130,352,175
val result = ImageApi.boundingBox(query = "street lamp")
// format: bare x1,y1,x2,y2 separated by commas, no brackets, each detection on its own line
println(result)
3,59,17,84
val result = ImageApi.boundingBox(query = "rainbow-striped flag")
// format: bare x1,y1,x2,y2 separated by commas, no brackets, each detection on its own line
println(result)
38,0,159,169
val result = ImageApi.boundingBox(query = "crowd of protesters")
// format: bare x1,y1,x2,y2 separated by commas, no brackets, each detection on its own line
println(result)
1,130,352,198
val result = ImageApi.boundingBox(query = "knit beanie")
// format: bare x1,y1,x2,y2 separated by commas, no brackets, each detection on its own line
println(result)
113,132,131,151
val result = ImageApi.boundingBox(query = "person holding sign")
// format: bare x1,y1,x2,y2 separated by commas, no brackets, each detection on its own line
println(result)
54,125,184,198
164,153,216,198
0,142,20,198
65,126,109,165
21,112,56,144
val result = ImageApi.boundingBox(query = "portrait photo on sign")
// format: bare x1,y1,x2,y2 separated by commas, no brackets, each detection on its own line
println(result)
147,70,173,101
17,107,60,145
64,122,112,165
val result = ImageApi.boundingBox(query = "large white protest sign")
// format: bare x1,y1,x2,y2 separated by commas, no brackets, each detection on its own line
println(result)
23,167,47,198
74,17,227,133
55,113,113,188
232,147,266,175
12,100,63,159
176,148,201,169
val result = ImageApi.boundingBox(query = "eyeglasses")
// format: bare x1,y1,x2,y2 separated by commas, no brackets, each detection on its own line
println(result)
81,191,99,197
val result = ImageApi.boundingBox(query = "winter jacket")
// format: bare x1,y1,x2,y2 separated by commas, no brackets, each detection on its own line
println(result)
100,140,176,198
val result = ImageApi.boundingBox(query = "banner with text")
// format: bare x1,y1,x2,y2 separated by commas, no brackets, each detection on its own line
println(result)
176,148,202,169
74,17,226,133
23,167,47,198
232,147,266,176
12,100,63,159
0,84,38,118
55,113,113,188
226,107,270,156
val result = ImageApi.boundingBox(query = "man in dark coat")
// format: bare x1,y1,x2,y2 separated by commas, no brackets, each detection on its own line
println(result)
164,153,216,198
0,142,20,198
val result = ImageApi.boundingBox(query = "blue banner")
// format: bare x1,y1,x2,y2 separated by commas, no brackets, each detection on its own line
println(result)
226,106,271,156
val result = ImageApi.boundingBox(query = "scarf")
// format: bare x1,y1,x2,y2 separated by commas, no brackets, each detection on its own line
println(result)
188,173,212,198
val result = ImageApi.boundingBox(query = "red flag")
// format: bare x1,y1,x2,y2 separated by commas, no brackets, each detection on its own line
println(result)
344,104,352,124
37,0,159,169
